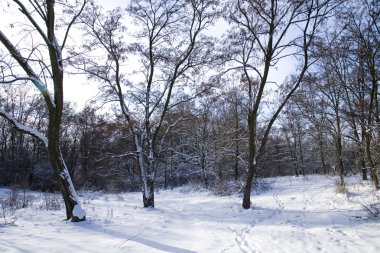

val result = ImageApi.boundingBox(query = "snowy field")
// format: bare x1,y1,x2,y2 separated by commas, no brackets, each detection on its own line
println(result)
1,175,379,253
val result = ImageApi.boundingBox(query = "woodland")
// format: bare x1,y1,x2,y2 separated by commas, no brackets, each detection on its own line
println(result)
0,0,379,223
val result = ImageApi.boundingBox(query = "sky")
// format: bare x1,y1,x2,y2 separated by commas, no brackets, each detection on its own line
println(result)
62,0,231,110
0,0,296,111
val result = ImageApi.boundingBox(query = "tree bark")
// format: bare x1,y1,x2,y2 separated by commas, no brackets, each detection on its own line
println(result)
365,131,379,190
359,145,368,181
234,92,240,181
143,176,155,208
242,113,257,209
135,133,156,208
335,113,345,187
297,123,305,176
47,112,85,221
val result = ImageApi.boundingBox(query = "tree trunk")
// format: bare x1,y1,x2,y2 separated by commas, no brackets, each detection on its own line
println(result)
164,163,168,190
319,141,327,175
359,121,367,180
234,136,240,181
373,97,380,189
335,114,345,187
359,149,368,181
242,161,256,209
170,156,174,190
143,176,155,208
371,52,379,190
234,96,240,181
242,113,256,209
201,149,208,188
48,114,85,221
365,70,379,189
293,132,300,177
135,133,156,208
371,171,379,190
366,132,379,190
296,123,305,176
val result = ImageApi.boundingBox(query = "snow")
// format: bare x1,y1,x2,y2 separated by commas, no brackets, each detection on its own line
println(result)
1,175,379,253
73,204,86,220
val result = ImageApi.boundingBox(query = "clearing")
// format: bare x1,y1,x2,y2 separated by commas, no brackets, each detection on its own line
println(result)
1,175,379,252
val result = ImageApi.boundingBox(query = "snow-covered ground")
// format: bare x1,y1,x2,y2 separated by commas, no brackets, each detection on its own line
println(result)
1,175,379,253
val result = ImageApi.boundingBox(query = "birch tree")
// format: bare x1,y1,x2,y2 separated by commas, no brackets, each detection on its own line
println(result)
0,0,88,221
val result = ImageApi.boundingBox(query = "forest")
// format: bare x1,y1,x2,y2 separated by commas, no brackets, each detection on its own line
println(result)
0,0,379,224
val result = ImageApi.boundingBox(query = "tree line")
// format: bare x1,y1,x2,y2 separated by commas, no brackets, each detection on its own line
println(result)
0,0,379,222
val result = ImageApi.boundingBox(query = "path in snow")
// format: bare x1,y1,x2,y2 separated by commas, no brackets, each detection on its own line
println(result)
0,175,379,253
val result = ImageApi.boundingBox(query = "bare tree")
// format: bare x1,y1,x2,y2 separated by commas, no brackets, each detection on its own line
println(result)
75,0,220,207
314,65,347,187
311,0,380,188
220,86,248,181
224,0,339,209
348,0,380,189
0,0,88,221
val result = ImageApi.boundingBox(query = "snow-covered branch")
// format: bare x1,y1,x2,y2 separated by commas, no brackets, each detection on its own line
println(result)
0,108,48,148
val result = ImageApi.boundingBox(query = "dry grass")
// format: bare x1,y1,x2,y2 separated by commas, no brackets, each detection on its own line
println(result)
335,180,347,194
